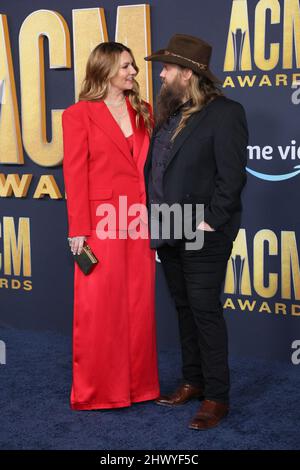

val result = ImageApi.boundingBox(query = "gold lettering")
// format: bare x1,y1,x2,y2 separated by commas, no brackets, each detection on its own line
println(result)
255,0,280,71
283,0,300,68
258,74,272,86
23,280,33,291
275,303,287,315
116,5,152,103
276,74,288,86
224,229,252,295
33,175,62,199
237,299,257,311
19,10,71,166
3,217,31,276
281,231,300,300
0,278,8,288
224,0,252,71
0,15,23,164
258,301,272,313
11,279,21,289
0,173,32,197
222,76,236,88
292,73,300,85
223,298,236,309
237,75,257,87
291,304,300,316
72,8,108,100
254,230,278,298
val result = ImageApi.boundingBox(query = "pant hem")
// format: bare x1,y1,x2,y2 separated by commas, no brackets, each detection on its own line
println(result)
71,389,160,410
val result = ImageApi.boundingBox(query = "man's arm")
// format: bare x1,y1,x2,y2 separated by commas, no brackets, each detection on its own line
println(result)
204,101,248,230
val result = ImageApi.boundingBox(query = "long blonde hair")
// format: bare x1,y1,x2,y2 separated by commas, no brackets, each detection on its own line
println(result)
79,42,153,136
172,71,223,140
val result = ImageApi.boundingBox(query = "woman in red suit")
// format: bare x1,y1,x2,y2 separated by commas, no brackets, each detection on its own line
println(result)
62,42,160,410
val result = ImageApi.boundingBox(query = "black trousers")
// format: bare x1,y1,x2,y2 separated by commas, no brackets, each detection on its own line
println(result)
157,230,233,403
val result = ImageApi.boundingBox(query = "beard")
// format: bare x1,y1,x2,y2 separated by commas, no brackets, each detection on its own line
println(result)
154,76,187,129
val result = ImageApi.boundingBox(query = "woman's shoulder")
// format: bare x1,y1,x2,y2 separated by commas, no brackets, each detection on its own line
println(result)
62,100,88,118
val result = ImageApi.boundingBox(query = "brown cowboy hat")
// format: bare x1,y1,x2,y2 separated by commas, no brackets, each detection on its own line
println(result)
145,33,221,84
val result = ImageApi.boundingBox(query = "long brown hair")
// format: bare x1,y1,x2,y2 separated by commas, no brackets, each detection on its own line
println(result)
79,42,153,136
172,71,224,140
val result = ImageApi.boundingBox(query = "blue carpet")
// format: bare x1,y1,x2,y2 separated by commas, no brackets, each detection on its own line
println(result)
0,327,299,450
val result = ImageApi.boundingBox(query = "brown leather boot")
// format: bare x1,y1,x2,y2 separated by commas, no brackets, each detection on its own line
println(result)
155,383,204,407
189,399,229,430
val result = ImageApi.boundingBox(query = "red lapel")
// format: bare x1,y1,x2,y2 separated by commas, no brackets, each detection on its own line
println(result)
86,100,135,168
125,96,146,164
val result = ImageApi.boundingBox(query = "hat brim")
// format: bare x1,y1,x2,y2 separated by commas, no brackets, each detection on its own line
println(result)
145,49,222,84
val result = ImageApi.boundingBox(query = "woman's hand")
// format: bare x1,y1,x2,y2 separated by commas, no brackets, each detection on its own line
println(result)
68,236,87,255
197,221,215,232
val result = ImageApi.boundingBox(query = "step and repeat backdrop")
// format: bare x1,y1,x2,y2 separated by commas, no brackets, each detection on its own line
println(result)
1,0,300,362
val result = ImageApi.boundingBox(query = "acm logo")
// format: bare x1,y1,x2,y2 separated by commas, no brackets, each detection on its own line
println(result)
223,0,300,89
224,0,300,73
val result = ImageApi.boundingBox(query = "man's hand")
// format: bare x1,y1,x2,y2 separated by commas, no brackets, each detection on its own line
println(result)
68,236,87,255
197,221,215,232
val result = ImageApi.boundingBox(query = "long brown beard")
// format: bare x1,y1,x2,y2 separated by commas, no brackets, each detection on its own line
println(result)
154,77,187,130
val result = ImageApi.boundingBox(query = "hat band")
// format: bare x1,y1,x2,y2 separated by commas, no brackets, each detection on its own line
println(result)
164,51,208,70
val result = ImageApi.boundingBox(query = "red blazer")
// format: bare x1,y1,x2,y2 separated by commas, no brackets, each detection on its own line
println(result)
62,97,152,237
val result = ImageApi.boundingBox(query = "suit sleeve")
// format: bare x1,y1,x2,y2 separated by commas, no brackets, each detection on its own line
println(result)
204,102,248,230
62,107,91,237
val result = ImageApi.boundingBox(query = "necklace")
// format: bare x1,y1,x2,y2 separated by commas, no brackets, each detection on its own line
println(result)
104,97,126,107
106,100,128,123
113,109,128,123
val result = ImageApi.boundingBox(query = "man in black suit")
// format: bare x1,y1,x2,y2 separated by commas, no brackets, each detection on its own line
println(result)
144,34,248,430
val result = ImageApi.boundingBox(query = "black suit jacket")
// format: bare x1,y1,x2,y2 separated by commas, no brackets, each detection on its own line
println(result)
144,96,249,243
